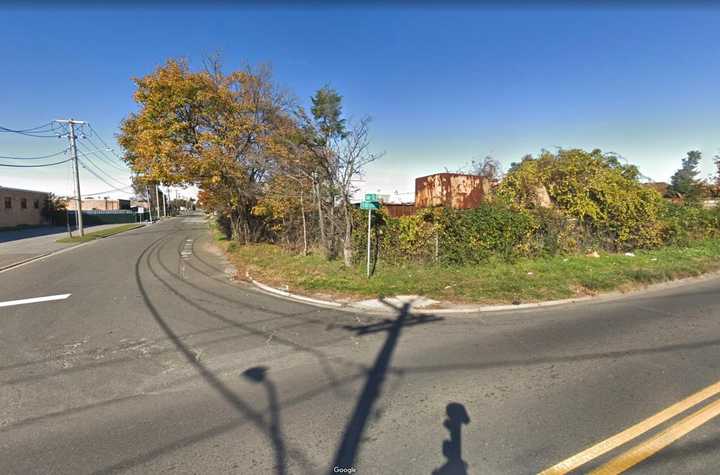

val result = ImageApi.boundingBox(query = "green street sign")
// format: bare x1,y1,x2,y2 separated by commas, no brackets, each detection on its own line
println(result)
360,201,380,210
364,193,380,203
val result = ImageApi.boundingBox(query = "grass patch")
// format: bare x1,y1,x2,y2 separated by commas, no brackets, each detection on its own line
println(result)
221,237,720,304
56,224,144,243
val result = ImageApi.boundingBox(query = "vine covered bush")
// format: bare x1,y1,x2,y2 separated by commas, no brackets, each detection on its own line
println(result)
354,203,540,265
497,148,666,250
350,148,720,266
660,202,720,245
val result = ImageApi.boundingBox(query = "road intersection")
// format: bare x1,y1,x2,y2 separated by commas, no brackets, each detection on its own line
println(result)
2,215,719,474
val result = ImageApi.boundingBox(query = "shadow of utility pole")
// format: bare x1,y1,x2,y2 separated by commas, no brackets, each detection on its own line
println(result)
330,301,443,473
243,366,287,475
432,402,471,475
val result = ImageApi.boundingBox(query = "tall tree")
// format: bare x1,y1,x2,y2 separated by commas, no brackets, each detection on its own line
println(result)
713,152,720,197
307,86,347,258
311,85,346,144
667,150,703,202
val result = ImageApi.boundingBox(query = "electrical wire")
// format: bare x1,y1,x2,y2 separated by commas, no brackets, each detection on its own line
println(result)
81,186,134,198
77,141,128,172
0,124,63,138
0,122,55,133
0,158,72,167
78,159,134,194
0,148,70,160
78,157,130,188
86,123,128,162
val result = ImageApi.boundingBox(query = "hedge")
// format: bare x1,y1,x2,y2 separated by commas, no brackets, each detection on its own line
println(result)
353,201,720,265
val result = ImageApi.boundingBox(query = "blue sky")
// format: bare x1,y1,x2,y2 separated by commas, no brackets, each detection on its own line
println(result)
1,6,719,200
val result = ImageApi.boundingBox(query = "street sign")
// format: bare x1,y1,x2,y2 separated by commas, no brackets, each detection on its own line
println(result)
360,201,380,210
364,193,380,203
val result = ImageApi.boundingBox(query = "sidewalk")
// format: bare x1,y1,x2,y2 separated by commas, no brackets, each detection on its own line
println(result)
0,223,139,270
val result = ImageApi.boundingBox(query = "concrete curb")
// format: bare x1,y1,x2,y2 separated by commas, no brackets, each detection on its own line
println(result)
245,271,600,314
245,269,720,315
0,252,53,272
246,272,344,308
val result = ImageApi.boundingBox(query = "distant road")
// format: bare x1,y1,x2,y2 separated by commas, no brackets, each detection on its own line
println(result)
2,214,719,474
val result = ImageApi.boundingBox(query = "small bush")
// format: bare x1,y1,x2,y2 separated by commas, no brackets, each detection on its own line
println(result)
660,202,720,245
437,204,537,264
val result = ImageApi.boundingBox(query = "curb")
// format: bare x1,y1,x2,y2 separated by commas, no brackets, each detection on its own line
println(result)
0,224,147,275
246,272,344,308
245,269,720,316
0,252,53,272
245,271,598,315
0,242,96,275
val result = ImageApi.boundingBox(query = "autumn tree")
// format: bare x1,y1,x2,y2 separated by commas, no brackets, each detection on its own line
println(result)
119,59,379,259
118,58,297,242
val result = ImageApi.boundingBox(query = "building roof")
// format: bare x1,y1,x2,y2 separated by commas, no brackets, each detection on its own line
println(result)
0,186,50,195
415,172,486,181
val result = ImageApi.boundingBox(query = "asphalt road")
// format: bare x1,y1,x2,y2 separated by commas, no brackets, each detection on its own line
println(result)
1,215,720,474
0,223,136,270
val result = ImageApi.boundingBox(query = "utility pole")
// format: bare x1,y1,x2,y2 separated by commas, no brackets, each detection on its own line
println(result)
155,183,161,220
146,185,153,223
56,119,86,236
162,186,167,217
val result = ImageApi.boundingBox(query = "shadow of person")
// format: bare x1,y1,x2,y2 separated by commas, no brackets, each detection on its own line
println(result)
432,402,470,475
242,366,287,475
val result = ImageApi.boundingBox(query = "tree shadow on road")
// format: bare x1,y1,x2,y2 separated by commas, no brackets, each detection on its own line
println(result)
92,235,318,475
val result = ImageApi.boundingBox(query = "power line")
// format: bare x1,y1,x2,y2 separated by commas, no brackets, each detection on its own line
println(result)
85,123,128,162
0,158,72,167
81,186,135,198
77,141,128,172
0,148,69,160
0,123,63,138
78,157,130,188
0,122,55,133
78,159,134,194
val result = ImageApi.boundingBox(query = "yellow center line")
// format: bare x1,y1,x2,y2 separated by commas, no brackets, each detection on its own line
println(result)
538,379,720,475
590,396,720,474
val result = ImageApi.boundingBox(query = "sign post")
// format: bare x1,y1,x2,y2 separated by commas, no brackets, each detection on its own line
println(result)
360,194,380,278
366,208,372,278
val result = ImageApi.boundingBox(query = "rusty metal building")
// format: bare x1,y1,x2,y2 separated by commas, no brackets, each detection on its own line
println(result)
414,173,491,209
383,203,417,218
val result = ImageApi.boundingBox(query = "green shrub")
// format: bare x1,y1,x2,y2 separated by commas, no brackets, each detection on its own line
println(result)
353,202,540,265
660,202,720,245
437,204,537,263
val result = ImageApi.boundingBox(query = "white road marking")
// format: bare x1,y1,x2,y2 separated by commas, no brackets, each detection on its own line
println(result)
181,239,193,259
0,293,71,308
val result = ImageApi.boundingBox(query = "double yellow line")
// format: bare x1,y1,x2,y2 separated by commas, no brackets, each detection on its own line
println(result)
539,379,720,475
